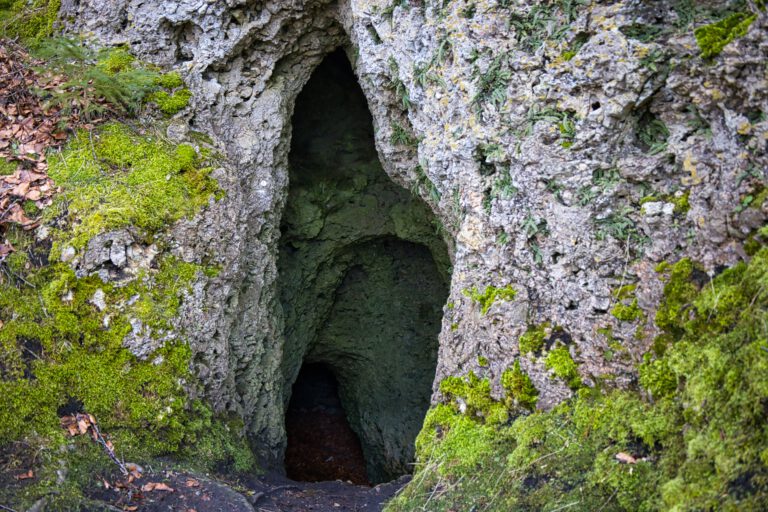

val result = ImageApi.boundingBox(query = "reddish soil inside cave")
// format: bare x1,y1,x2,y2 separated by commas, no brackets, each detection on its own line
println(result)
284,363,371,486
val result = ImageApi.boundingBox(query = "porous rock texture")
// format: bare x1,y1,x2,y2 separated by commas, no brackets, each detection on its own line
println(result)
59,0,767,473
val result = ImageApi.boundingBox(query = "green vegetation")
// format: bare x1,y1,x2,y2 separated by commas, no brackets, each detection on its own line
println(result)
390,121,419,147
611,299,643,322
501,360,538,412
149,87,193,115
0,0,61,41
387,57,411,110
611,285,643,322
578,167,622,206
694,11,757,58
46,122,221,254
463,284,517,315
411,165,441,203
595,206,645,246
31,38,193,121
471,51,511,110
388,247,768,511
637,112,670,155
507,0,587,52
439,372,509,426
518,323,548,354
545,345,582,389
0,37,243,507
412,36,451,89
482,166,518,214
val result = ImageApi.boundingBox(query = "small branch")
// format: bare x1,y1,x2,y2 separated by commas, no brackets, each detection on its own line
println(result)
89,418,128,476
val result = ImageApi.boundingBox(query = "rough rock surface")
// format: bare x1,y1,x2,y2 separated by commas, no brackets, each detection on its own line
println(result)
60,0,768,473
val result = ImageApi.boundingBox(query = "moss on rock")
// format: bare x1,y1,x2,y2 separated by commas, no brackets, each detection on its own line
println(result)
389,248,768,511
46,122,219,255
694,11,757,59
463,284,517,315
544,345,582,389
501,360,538,412
518,322,548,354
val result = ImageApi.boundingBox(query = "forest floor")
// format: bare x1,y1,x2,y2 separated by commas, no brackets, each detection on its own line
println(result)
1,459,406,512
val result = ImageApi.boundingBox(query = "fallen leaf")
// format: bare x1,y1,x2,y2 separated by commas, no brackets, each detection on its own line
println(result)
125,462,143,478
123,507,138,511
185,478,200,488
15,470,34,480
141,482,175,492
615,452,637,464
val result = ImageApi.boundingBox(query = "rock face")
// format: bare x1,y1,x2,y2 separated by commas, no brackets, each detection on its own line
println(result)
60,0,767,474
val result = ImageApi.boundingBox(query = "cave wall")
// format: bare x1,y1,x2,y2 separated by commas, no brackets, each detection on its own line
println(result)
278,50,448,482
58,0,768,468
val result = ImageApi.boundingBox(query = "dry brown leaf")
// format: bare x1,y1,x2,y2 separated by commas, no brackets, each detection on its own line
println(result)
141,482,175,492
126,462,144,478
15,470,34,480
185,478,201,488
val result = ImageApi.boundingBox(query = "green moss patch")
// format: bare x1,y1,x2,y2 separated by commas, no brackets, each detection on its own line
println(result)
0,0,61,42
544,345,582,389
694,11,757,59
518,322,548,354
501,360,538,412
463,284,517,315
389,248,768,511
46,122,220,255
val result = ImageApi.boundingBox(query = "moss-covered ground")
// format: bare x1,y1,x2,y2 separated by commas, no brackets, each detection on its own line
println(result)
388,241,768,511
0,38,253,509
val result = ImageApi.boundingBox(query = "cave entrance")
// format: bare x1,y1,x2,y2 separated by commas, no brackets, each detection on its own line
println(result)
279,48,450,484
284,363,370,485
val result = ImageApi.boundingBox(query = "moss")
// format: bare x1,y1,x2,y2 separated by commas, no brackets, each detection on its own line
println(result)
611,298,643,322
518,322,548,354
694,11,757,58
477,355,489,367
639,353,677,398
390,248,768,511
501,360,538,412
439,372,508,425
45,122,220,254
412,403,510,477
0,222,251,508
0,108,245,507
462,284,517,315
0,157,16,175
545,346,582,389
0,0,61,42
97,47,135,75
155,71,185,89
613,283,637,300
671,190,690,214
150,88,193,115
654,258,702,334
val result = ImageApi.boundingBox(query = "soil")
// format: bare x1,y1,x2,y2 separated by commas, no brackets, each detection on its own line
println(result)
81,469,407,512
285,364,370,486
0,443,407,512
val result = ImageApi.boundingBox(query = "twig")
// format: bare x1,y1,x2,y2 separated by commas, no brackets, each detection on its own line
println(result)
0,504,19,512
89,418,128,476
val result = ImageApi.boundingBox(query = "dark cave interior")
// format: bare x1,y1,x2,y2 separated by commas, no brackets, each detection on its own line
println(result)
279,48,450,484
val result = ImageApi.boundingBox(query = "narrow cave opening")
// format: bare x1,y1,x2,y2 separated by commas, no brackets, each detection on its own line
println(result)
279,47,450,484
284,363,370,485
